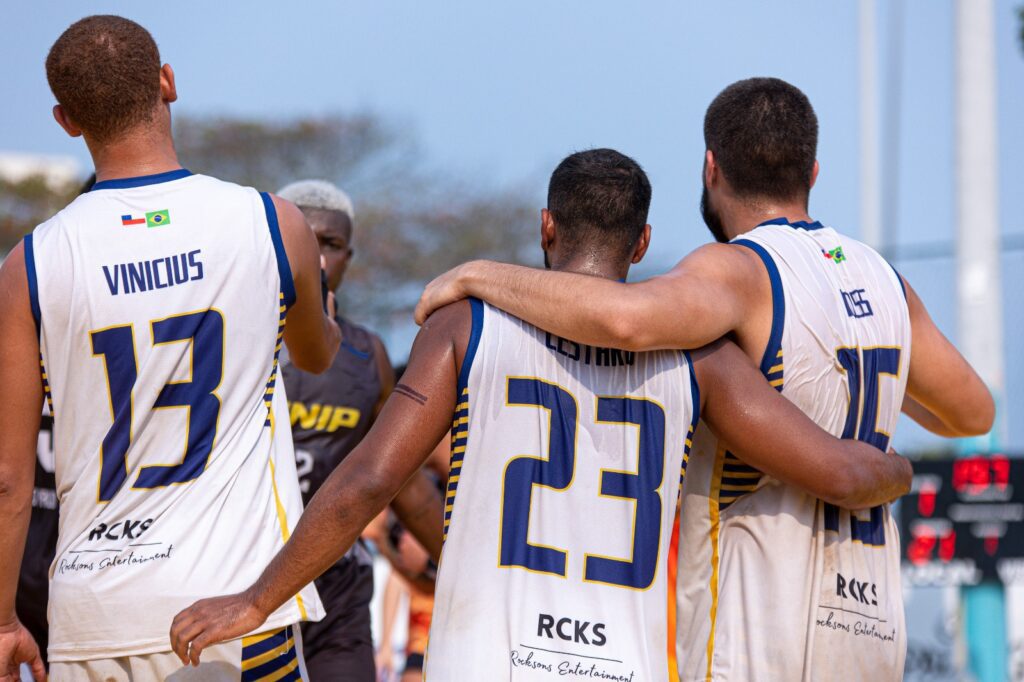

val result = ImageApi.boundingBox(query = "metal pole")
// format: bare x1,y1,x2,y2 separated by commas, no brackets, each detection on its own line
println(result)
955,1,1007,680
859,0,881,250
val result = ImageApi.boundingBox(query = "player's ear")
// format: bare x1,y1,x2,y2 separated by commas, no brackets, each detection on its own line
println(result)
540,208,556,251
704,150,717,187
631,224,652,264
809,160,819,190
52,105,82,138
160,64,178,104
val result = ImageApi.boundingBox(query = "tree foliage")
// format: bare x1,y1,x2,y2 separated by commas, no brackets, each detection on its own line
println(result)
174,114,537,330
0,176,81,253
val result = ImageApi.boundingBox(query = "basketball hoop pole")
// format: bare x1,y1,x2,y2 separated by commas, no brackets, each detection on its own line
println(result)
955,0,1007,679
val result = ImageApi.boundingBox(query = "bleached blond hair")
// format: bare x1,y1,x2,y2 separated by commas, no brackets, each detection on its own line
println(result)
277,179,355,221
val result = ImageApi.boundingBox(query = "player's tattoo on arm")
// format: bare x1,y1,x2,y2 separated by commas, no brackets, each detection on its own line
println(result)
393,383,428,405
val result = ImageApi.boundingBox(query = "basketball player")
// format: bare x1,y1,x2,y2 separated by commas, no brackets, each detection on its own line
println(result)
275,179,394,680
0,16,341,681
414,80,995,680
171,149,911,680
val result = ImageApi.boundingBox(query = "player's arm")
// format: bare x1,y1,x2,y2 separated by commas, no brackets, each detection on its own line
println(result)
170,301,471,666
390,467,444,562
414,244,761,351
275,195,342,373
899,276,995,437
0,243,47,682
693,339,912,509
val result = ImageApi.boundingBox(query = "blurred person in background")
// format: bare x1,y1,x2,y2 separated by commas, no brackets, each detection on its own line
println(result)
276,180,442,682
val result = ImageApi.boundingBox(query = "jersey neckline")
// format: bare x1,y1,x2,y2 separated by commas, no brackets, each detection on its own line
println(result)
757,216,824,231
90,168,193,191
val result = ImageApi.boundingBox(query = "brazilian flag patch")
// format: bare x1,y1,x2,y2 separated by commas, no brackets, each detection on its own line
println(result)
146,210,170,227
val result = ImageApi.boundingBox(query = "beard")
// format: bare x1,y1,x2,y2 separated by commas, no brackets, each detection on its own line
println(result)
700,184,729,244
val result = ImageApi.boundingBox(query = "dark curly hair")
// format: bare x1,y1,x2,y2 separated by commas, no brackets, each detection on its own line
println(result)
704,77,818,204
46,15,162,142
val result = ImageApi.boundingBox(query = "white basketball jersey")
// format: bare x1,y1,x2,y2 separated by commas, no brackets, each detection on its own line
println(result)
426,300,699,681
25,170,322,661
676,219,911,681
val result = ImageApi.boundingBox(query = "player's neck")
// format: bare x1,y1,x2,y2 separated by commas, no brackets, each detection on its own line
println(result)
551,255,626,282
721,200,814,241
87,127,183,184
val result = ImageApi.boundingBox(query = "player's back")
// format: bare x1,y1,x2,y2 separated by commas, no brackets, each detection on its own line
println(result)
27,169,322,661
427,300,699,681
677,218,910,681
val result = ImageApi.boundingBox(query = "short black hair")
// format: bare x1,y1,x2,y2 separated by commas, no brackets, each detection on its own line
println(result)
46,16,162,142
704,77,818,203
547,148,651,259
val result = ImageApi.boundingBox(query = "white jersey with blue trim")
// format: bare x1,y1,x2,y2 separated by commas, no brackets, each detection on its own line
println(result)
675,219,910,681
426,300,699,681
25,170,323,661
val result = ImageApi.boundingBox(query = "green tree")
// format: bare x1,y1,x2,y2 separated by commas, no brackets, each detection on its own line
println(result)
0,175,81,252
173,113,537,335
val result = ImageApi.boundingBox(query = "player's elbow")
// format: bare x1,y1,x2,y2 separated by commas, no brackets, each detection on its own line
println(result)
605,308,655,352
291,349,333,375
288,332,341,374
820,475,862,510
953,390,996,437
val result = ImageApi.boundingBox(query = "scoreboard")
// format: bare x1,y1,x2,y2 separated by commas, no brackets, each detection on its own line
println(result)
899,454,1024,586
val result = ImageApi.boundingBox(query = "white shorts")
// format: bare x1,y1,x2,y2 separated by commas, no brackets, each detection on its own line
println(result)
50,625,306,682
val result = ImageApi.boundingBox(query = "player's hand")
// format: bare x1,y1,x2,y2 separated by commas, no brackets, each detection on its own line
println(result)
170,592,267,667
0,619,46,682
414,261,481,325
375,644,393,681
888,447,913,496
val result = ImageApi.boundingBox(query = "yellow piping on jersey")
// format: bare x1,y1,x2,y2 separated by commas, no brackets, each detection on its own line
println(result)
705,446,727,680
261,657,299,682
267,457,308,620
241,634,295,670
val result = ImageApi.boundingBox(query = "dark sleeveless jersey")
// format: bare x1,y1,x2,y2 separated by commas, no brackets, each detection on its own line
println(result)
281,315,383,503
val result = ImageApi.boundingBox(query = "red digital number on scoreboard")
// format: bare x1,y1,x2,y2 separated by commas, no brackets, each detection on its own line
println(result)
952,455,1010,495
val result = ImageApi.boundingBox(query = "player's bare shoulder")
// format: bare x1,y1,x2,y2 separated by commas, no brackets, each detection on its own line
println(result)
420,298,474,363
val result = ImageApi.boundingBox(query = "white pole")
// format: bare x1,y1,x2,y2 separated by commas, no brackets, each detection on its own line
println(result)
859,0,882,250
955,2,1007,681
955,0,1005,430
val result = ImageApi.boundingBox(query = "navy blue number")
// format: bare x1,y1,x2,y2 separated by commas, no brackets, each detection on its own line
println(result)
92,311,223,502
585,397,666,590
91,326,137,501
824,347,901,545
135,311,223,489
499,378,577,576
499,380,666,589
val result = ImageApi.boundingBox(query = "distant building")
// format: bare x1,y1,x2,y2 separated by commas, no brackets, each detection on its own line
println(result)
0,152,82,190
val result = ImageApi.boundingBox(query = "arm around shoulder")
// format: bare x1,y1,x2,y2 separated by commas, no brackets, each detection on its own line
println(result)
422,245,751,352
695,339,912,509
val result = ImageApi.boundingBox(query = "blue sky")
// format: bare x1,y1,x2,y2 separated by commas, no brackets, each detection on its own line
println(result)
3,0,1022,452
